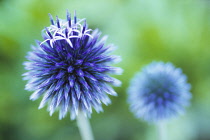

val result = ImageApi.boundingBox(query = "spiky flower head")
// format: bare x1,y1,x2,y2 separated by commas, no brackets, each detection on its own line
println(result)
127,61,191,122
23,11,122,120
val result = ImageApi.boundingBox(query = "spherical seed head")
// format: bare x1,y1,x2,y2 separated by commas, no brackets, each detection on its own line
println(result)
23,11,123,120
127,61,192,122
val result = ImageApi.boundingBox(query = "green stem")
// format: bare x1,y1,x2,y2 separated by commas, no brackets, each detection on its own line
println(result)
157,121,167,140
76,111,94,140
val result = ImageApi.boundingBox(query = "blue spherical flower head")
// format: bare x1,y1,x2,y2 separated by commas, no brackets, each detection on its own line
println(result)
23,11,122,120
128,61,191,122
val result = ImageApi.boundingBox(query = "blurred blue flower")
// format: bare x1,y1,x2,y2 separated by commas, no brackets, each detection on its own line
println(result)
128,61,191,122
23,11,122,120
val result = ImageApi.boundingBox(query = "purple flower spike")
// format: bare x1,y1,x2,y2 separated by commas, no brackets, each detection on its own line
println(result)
127,61,191,122
23,11,123,120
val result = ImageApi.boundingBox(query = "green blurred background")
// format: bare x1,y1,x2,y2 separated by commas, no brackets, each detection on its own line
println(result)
0,0,209,139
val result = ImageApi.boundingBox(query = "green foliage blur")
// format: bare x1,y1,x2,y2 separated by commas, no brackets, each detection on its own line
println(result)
0,0,209,140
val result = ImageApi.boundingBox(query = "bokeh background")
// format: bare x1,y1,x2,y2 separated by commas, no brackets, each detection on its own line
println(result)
0,0,209,140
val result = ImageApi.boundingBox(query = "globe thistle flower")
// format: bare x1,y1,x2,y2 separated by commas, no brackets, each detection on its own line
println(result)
128,61,191,122
23,11,122,120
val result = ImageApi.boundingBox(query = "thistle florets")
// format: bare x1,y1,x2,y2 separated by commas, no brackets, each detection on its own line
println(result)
23,11,122,120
